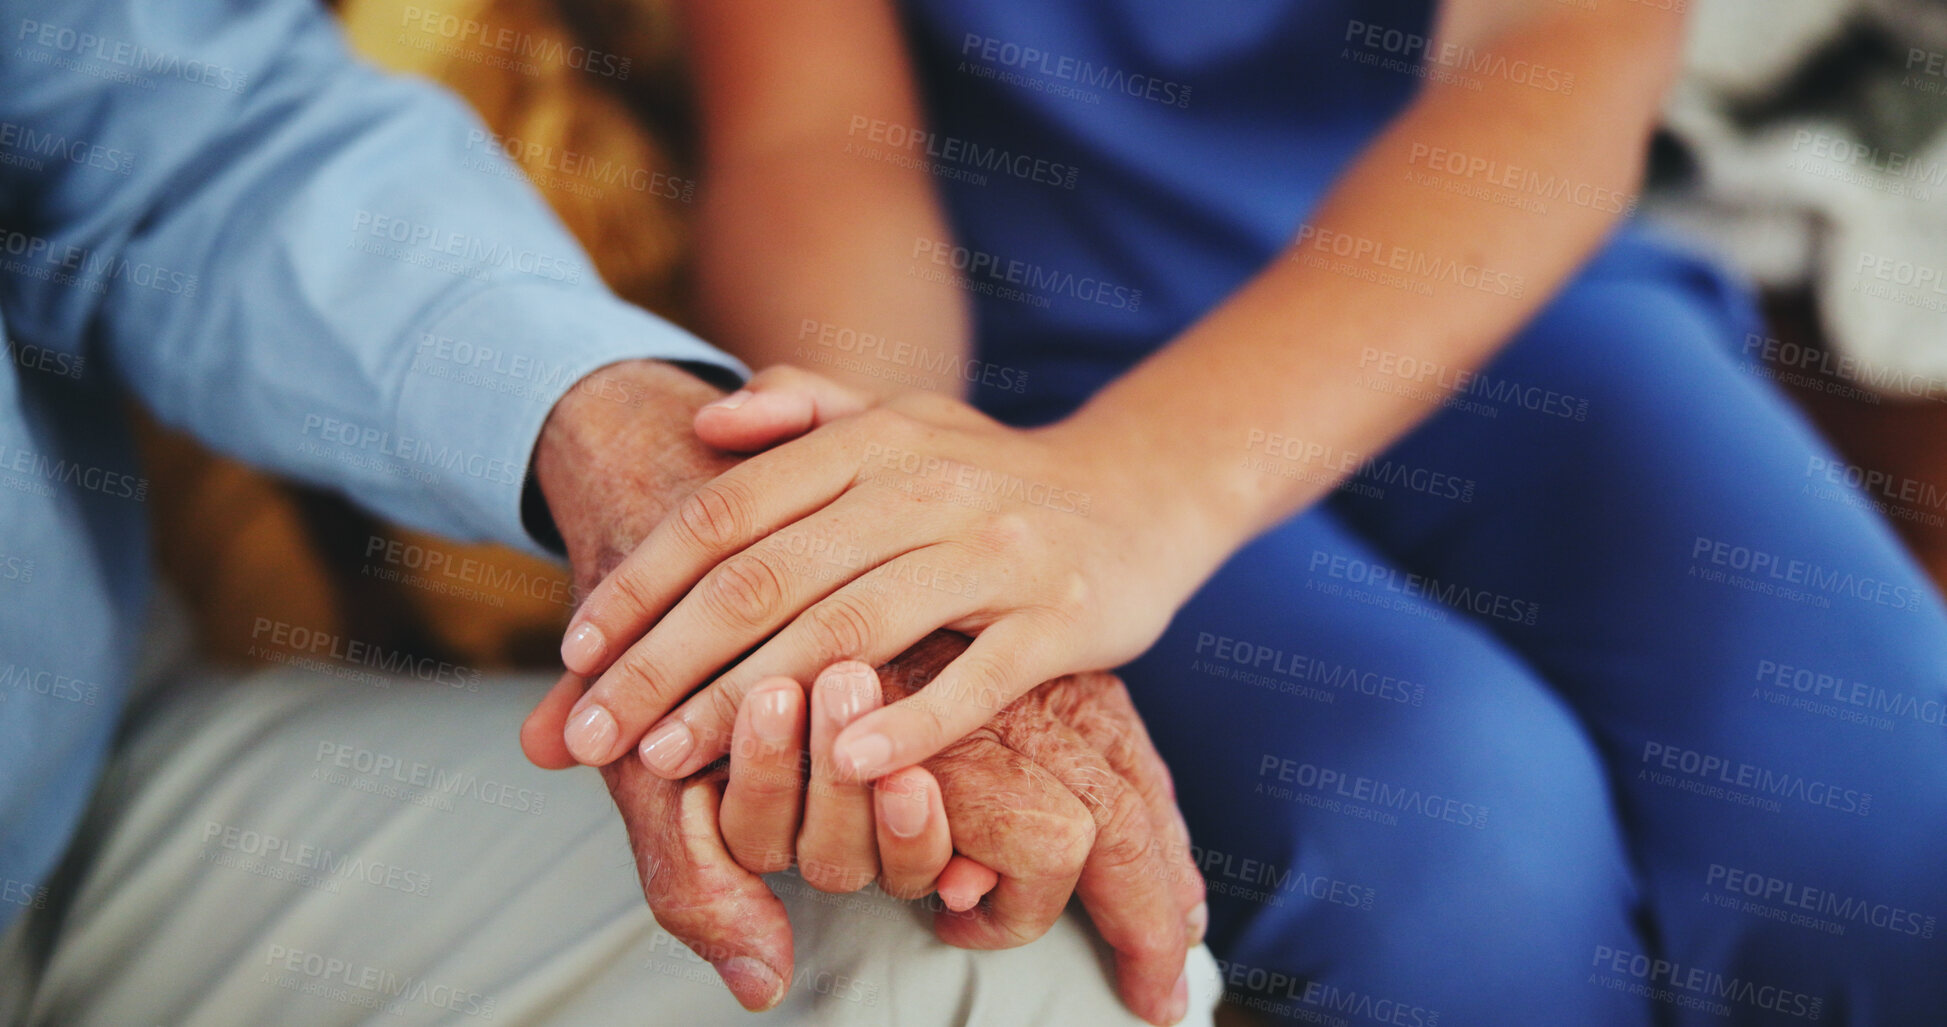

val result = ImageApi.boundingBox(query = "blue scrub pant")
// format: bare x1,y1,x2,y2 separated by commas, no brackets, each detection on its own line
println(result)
1117,272,1947,1025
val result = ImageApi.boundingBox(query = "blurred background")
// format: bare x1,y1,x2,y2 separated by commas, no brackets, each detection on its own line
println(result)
144,0,1947,679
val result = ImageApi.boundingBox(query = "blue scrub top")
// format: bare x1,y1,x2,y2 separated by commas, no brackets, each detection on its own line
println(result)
899,0,1748,424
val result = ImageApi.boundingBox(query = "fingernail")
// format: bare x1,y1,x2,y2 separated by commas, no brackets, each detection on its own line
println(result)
1166,970,1189,1024
564,704,617,764
751,688,796,743
820,666,877,723
840,732,892,780
639,719,695,776
1186,901,1208,946
705,389,752,411
939,884,980,913
560,622,607,673
877,782,928,838
713,956,783,1010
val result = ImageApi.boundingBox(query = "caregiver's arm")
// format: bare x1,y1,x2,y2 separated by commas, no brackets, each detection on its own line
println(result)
1051,0,1687,545
551,0,1689,788
525,362,1203,1024
679,0,971,398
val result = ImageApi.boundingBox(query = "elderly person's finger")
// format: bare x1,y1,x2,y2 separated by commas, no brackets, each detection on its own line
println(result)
720,678,809,874
600,756,793,1012
872,766,952,899
883,634,1199,1024
519,671,587,770
936,854,1000,912
1044,672,1207,945
797,661,881,892
1003,712,1193,1026
876,634,1089,943
926,735,1093,950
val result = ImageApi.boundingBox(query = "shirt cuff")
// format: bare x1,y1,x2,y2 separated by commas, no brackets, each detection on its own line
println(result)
393,280,747,558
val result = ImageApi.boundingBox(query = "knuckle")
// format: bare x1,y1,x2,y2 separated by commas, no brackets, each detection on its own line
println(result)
1180,863,1208,904
602,656,671,710
802,594,877,659
677,479,756,553
901,689,959,747
729,745,798,795
971,512,1034,558
797,852,875,894
701,687,747,746
887,389,957,421
728,838,795,875
1090,794,1153,877
600,564,659,620
857,406,911,435
1123,934,1182,968
1046,569,1092,623
1008,809,1094,880
643,861,736,928
940,655,1015,718
707,551,789,626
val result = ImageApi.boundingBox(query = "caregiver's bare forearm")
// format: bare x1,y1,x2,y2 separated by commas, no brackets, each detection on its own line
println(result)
1049,4,1685,548
681,0,971,399
692,152,971,397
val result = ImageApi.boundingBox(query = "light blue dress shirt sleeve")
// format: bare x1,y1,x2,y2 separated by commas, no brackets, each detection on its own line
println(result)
0,0,745,555
0,0,746,937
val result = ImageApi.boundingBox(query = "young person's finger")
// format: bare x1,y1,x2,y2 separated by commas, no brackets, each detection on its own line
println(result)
832,615,1056,781
872,766,951,899
639,547,986,780
720,678,809,874
567,488,936,775
555,424,856,684
796,662,882,893
693,364,877,453
553,436,862,766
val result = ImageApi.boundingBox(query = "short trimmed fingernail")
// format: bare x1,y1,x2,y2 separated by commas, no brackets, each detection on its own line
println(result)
563,704,617,764
1186,902,1208,945
705,389,752,411
751,688,796,743
713,956,783,1010
639,719,695,776
840,732,892,780
877,782,928,838
1166,970,1189,1024
940,885,980,913
560,622,606,672
820,665,876,722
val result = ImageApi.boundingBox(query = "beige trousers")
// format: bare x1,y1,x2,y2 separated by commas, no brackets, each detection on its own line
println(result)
0,657,1219,1026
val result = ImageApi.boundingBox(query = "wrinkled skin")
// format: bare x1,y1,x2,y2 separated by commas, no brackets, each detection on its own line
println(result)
523,361,1203,1022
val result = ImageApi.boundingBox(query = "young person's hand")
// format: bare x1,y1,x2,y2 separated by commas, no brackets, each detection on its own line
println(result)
525,362,1203,1024
552,366,1232,785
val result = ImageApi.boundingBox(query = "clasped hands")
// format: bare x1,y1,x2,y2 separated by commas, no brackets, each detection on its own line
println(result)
522,361,1208,1025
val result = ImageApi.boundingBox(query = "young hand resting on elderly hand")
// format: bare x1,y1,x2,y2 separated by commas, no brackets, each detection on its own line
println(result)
546,364,1240,786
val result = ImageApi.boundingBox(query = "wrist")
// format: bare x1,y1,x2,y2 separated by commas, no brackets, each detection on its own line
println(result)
1037,413,1249,592
532,359,737,580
